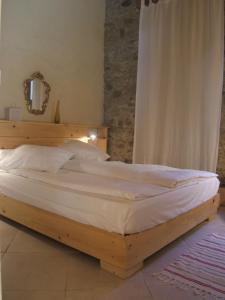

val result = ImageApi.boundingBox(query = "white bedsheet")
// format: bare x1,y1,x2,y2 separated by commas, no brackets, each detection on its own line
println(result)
0,170,219,234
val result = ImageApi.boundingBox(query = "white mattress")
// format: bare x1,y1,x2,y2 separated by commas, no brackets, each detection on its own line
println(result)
0,170,219,234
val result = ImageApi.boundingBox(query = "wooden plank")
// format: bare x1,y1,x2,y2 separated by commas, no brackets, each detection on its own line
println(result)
89,139,107,152
0,121,108,152
0,121,107,138
0,122,87,137
0,137,107,152
124,194,220,267
98,127,108,139
0,137,73,148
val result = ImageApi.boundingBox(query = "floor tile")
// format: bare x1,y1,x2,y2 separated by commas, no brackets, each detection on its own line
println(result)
96,272,152,300
3,291,65,300
65,288,121,300
2,253,69,291
7,228,78,255
66,253,122,290
0,219,18,253
65,289,94,300
66,273,152,300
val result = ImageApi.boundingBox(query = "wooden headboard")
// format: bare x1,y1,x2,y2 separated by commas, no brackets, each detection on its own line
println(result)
0,121,108,152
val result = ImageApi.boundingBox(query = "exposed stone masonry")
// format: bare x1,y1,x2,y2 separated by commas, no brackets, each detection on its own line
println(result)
104,0,140,162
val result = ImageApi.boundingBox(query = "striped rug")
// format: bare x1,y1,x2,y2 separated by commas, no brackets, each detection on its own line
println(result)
155,233,225,299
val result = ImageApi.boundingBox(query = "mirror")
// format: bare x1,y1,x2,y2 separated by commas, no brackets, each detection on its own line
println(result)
24,72,51,115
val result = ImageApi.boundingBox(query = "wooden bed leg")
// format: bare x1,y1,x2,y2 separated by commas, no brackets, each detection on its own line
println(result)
100,260,143,279
207,214,216,222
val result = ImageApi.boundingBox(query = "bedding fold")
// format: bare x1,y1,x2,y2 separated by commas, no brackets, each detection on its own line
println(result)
62,160,218,188
6,169,170,201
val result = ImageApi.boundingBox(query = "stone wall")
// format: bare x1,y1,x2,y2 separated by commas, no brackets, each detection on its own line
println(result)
217,100,225,183
104,0,140,162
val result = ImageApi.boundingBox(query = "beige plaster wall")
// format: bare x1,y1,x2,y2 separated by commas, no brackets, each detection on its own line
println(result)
0,0,105,124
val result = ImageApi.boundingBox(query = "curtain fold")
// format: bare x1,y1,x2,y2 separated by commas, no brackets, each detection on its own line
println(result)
133,0,224,171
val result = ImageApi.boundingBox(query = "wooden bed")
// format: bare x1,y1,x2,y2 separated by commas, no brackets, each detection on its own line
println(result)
0,121,220,279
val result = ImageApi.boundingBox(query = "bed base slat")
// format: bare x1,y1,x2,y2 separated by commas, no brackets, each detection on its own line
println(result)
0,193,220,278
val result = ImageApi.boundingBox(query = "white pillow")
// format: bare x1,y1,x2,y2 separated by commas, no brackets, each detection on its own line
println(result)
59,140,110,161
0,145,73,173
0,149,13,161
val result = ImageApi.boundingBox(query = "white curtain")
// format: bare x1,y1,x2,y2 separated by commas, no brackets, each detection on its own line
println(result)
133,0,224,171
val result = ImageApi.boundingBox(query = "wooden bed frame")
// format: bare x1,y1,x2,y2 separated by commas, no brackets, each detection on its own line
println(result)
0,121,220,278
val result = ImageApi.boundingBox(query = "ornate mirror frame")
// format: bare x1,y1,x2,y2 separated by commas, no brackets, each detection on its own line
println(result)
24,72,51,115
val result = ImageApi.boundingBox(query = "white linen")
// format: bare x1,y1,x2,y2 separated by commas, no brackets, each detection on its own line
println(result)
7,169,170,201
133,0,224,171
0,169,219,234
59,140,110,161
0,150,12,161
62,160,217,188
0,145,73,173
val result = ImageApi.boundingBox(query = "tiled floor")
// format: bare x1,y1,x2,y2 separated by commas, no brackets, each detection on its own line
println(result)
0,208,225,300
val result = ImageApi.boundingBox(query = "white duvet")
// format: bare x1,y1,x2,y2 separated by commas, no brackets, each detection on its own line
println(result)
62,160,217,188
7,169,170,201
5,161,217,202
